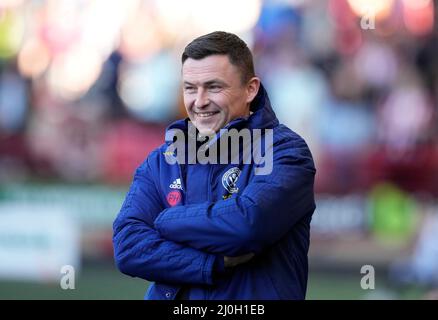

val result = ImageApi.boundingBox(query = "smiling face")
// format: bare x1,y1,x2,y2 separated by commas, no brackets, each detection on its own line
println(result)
182,55,260,135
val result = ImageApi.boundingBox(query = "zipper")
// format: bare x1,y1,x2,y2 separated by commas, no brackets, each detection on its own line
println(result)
178,164,187,203
207,165,213,202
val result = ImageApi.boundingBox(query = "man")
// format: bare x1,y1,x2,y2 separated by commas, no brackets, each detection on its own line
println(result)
113,31,316,300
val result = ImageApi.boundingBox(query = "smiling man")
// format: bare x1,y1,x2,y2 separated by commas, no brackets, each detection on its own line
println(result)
182,53,259,135
113,31,316,300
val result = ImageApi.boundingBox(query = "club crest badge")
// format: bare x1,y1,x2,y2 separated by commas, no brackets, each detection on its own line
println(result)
222,167,241,194
167,190,181,207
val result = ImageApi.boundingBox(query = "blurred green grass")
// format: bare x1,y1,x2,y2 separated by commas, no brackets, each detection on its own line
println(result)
0,263,426,300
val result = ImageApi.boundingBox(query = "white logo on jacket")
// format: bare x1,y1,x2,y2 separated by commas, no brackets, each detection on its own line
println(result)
222,167,241,194
170,178,183,190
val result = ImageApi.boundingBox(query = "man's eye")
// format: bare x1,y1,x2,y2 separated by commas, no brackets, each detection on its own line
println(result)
209,85,221,91
184,87,196,92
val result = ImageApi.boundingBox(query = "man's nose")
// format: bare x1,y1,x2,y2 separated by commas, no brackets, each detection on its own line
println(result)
194,89,210,109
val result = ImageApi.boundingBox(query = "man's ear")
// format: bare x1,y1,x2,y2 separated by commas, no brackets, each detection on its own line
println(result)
246,77,260,104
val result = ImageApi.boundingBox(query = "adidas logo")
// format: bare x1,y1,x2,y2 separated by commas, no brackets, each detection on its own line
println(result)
169,178,183,190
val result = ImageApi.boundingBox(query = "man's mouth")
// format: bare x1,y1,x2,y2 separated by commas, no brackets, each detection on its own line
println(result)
195,111,220,118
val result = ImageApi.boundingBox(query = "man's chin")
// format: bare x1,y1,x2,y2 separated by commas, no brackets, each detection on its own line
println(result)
197,127,217,137
189,118,223,136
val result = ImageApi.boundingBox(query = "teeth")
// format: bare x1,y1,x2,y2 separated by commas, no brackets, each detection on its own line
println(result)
196,112,216,117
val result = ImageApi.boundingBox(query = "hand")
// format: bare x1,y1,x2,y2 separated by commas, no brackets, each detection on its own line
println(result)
224,253,255,268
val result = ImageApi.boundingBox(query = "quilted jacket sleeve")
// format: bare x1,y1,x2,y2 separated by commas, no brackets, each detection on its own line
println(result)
154,136,316,257
113,154,219,285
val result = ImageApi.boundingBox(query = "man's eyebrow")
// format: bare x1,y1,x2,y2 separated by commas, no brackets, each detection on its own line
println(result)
204,79,226,86
183,79,227,86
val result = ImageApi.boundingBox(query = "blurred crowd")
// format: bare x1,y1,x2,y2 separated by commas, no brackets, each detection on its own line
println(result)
0,0,437,195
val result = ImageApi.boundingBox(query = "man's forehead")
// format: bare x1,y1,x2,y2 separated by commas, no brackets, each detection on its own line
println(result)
182,55,238,81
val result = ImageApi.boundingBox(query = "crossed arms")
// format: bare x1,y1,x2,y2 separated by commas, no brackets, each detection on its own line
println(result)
113,137,315,285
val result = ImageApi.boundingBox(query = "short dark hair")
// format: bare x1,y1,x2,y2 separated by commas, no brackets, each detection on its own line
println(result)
182,31,255,84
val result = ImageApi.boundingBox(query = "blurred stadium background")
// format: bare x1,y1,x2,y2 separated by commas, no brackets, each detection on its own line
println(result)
1,0,438,300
